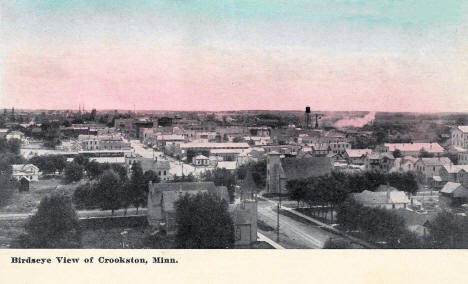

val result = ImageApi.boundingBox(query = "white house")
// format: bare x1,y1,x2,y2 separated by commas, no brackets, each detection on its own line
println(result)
12,164,40,181
351,185,410,209
193,155,210,166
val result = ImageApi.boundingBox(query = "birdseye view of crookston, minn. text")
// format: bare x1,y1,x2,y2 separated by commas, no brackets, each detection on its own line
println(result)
1,1,468,249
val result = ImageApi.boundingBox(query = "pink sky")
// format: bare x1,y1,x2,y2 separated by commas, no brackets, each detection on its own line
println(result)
2,1,468,112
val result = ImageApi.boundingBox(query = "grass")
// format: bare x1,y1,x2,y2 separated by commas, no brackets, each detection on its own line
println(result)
0,178,81,213
0,219,25,248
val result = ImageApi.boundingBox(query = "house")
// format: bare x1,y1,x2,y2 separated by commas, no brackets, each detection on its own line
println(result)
230,172,258,246
351,185,410,209
147,182,230,234
216,161,238,171
451,126,468,149
364,152,395,172
456,147,468,165
390,156,418,173
439,165,468,183
329,141,351,154
6,131,25,142
384,142,445,157
12,164,40,181
266,151,332,194
414,157,452,181
311,143,329,157
344,149,372,165
210,148,244,161
193,155,210,166
457,169,468,188
0,129,8,139
440,182,468,206
140,159,171,181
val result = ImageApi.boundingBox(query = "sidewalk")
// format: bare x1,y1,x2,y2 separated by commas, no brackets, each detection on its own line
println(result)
257,232,285,249
259,196,377,249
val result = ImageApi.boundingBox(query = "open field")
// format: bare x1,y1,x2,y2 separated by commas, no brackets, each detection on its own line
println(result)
0,178,81,213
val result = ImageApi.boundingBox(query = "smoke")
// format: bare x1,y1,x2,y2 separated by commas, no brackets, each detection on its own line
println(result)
334,112,376,128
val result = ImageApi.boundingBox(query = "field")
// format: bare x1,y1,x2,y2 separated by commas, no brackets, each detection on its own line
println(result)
0,178,81,213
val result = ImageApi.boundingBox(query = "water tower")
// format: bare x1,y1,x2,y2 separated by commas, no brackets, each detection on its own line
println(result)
304,106,311,128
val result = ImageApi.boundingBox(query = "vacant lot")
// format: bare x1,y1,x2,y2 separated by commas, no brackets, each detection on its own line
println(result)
0,178,81,213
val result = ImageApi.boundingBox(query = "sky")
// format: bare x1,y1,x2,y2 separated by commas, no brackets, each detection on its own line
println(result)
1,0,468,112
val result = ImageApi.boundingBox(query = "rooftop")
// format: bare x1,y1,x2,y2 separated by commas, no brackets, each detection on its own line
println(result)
384,143,444,153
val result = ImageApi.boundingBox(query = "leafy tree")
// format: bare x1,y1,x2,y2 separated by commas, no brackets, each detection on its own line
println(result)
237,160,267,189
200,168,236,202
18,193,81,248
94,170,122,215
84,160,103,180
172,173,197,182
143,170,161,184
175,192,235,249
129,163,147,213
72,183,97,210
393,149,402,158
102,163,128,183
64,162,83,183
426,212,468,248
29,155,66,174
419,149,435,158
336,200,415,248
232,136,243,143
73,154,89,166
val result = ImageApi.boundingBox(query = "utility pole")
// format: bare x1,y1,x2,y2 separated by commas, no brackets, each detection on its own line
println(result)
275,164,282,243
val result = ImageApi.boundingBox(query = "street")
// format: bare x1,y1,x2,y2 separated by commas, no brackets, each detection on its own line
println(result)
129,139,212,177
257,199,343,249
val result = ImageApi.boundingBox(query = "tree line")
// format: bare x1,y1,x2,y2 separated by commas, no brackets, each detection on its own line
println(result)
72,162,159,214
287,171,419,223
0,138,23,208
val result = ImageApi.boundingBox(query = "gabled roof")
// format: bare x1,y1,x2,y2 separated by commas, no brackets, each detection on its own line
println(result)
345,149,372,158
441,182,464,194
140,158,170,172
367,152,395,160
384,143,444,153
417,157,452,166
458,126,468,133
351,189,409,205
216,161,237,170
442,165,468,174
193,154,209,160
12,164,39,172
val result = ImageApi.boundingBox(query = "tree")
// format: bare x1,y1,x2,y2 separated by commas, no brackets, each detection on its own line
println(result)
129,163,147,213
64,162,83,183
237,160,267,190
73,154,90,166
94,170,122,215
426,212,468,248
175,192,235,249
72,183,97,210
200,168,236,202
419,148,435,158
29,155,66,174
393,149,402,158
84,160,103,180
18,193,81,248
172,173,196,182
